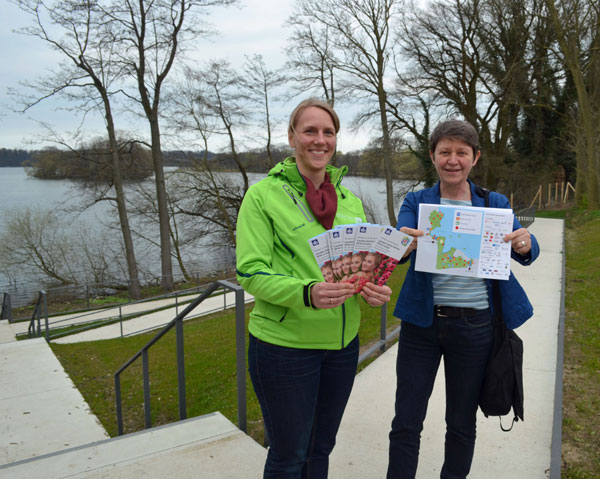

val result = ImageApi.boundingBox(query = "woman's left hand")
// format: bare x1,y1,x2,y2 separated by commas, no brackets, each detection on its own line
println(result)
504,228,531,255
360,282,392,307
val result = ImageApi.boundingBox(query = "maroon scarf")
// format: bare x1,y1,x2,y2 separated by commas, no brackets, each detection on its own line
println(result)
303,173,338,230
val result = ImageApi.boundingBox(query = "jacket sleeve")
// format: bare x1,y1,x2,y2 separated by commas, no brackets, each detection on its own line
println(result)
235,184,315,309
396,192,419,265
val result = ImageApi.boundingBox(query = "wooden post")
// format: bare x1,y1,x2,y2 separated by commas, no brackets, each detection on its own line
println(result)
510,193,514,209
529,185,542,209
564,182,576,203
555,182,559,204
547,183,551,207
561,182,565,205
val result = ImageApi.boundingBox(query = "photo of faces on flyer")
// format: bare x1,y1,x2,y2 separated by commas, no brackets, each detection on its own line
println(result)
309,224,413,293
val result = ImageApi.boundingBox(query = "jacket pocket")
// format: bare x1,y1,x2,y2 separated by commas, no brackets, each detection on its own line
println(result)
254,300,289,323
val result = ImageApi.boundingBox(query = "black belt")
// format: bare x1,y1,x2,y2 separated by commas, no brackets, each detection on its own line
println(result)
434,305,480,318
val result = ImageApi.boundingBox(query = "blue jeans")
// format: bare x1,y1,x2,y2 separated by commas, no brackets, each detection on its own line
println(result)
248,334,359,479
387,309,493,479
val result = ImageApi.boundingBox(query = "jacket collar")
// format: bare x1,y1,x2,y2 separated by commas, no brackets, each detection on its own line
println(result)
269,157,347,192
424,179,486,207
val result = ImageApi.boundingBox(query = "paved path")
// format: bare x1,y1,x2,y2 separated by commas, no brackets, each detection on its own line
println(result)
0,338,109,465
330,217,564,478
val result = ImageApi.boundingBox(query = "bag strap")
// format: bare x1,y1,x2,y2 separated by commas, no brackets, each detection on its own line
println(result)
478,184,517,431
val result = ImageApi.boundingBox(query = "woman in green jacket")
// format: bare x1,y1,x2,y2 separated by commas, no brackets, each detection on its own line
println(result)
236,98,391,478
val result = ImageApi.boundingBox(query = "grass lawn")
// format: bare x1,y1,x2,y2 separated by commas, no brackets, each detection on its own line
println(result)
49,264,406,443
561,209,600,478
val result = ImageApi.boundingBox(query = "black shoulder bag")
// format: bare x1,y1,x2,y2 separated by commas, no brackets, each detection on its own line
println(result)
476,186,524,432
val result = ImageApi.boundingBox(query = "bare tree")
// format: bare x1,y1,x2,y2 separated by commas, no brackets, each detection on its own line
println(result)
396,0,549,190
546,0,600,208
288,0,402,225
13,0,143,297
284,17,339,104
99,0,237,290
241,54,286,168
163,63,247,247
0,207,126,288
197,59,250,194
0,208,76,285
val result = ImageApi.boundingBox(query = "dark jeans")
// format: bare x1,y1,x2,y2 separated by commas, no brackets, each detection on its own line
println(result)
248,334,359,479
387,309,493,479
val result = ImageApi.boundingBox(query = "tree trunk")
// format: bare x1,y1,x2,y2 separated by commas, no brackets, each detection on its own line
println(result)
378,91,396,226
98,78,142,299
105,122,141,299
149,117,174,290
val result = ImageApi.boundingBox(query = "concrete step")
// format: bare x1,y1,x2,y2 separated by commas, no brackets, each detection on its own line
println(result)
0,412,266,479
0,338,109,466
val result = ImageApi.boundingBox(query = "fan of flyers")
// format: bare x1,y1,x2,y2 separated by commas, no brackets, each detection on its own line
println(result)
308,223,414,293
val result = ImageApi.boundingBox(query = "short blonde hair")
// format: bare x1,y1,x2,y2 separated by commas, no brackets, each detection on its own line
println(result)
288,98,340,136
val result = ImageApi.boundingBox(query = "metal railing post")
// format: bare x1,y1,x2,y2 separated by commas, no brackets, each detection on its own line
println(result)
43,291,50,342
36,292,43,337
176,314,187,421
380,302,388,353
115,375,123,435
1,293,11,322
142,349,152,429
234,286,247,433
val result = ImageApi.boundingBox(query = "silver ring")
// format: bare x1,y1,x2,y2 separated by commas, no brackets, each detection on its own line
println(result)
520,240,526,247
330,297,333,305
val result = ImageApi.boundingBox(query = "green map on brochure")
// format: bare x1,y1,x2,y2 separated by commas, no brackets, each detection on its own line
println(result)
415,204,514,280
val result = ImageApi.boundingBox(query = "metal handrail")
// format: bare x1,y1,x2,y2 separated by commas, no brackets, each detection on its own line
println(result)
27,291,48,340
515,205,536,228
1,293,11,322
45,284,210,341
114,280,246,436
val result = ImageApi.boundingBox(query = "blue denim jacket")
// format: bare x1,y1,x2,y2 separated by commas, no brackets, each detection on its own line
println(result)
394,181,540,330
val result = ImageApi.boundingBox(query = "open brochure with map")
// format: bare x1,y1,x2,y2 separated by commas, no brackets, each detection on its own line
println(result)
308,224,413,292
415,203,514,280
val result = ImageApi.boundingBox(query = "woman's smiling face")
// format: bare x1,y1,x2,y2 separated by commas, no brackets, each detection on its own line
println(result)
351,254,363,272
288,106,337,179
430,137,480,189
342,256,351,274
362,253,378,273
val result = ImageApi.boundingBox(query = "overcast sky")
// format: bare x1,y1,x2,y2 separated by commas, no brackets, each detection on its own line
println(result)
0,0,371,153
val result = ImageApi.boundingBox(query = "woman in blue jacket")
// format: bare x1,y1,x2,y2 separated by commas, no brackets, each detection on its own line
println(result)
386,120,539,479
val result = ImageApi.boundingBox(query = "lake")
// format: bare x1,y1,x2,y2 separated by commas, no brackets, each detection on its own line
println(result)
0,167,417,302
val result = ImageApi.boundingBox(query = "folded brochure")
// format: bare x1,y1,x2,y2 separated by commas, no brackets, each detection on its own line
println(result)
309,224,413,292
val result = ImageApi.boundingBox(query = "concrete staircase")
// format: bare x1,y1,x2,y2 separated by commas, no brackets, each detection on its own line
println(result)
0,336,266,479
1,412,265,479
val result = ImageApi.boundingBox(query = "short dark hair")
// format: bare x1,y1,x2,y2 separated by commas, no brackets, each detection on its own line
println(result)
429,120,480,156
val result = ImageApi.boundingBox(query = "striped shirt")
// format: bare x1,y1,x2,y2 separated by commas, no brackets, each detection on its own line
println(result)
431,198,489,310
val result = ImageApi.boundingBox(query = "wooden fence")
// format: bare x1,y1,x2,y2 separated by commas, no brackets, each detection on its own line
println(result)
509,182,576,210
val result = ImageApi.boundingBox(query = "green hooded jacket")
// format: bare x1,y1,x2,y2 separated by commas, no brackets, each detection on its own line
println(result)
236,157,367,349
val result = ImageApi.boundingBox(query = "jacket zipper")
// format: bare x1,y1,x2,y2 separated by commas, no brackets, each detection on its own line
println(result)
282,184,314,222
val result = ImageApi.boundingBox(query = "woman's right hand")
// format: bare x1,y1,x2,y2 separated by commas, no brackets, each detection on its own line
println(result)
399,227,425,258
311,281,356,309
